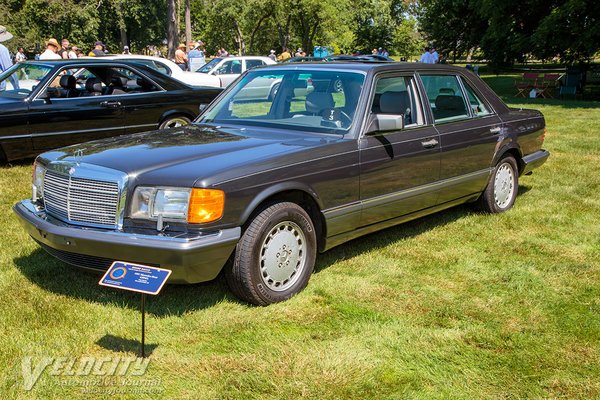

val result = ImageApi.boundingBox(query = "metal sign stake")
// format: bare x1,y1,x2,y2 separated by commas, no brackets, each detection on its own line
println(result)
141,293,146,358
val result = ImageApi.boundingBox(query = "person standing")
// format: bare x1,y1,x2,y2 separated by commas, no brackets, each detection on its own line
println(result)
122,46,131,55
15,47,27,63
419,46,432,63
277,47,291,62
430,47,439,63
89,41,106,57
0,26,14,85
267,49,276,61
68,46,78,59
188,42,206,72
39,38,62,60
57,39,70,59
175,43,188,70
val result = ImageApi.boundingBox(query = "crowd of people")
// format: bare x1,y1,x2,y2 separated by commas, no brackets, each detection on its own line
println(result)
0,22,448,80
419,46,440,64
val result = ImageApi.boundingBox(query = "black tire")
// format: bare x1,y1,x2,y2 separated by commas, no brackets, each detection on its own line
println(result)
226,202,317,305
268,82,280,101
477,155,519,213
159,115,191,129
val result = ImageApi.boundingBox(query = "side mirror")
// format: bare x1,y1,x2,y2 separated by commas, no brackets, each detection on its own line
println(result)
365,114,404,135
198,103,208,113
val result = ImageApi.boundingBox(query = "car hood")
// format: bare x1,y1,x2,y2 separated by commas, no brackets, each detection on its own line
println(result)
41,124,345,188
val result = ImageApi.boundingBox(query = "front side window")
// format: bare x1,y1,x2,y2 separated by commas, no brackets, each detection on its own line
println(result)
371,75,424,126
198,57,221,73
0,63,53,98
199,69,365,134
420,75,470,123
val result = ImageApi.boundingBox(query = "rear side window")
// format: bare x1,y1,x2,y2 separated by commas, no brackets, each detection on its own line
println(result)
420,75,469,123
371,75,424,127
245,59,265,70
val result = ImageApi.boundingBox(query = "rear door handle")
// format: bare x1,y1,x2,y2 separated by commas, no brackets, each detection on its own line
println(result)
421,138,439,149
100,101,122,108
490,126,502,134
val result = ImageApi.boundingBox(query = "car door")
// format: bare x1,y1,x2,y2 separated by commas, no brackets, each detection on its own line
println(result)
27,66,124,151
106,66,166,134
419,73,503,204
359,74,441,226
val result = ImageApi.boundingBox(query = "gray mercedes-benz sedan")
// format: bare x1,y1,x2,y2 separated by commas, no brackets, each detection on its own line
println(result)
14,62,549,305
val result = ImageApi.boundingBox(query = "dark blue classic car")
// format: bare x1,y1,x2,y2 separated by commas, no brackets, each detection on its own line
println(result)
14,63,549,305
0,59,221,162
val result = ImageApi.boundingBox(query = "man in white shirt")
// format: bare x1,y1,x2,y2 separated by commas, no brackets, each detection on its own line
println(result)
39,38,62,60
430,47,439,63
0,26,15,91
420,47,433,63
0,26,13,72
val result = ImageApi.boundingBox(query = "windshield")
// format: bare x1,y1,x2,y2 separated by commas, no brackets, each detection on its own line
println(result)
0,63,53,98
198,69,365,134
197,58,222,73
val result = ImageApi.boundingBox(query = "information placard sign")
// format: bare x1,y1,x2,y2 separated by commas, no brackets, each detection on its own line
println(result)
99,261,171,295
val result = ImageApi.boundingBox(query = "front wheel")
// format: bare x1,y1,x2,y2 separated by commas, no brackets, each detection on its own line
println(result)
225,202,317,305
477,155,519,213
159,115,191,129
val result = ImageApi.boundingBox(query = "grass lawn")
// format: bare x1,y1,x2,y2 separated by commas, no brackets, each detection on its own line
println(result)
0,74,599,399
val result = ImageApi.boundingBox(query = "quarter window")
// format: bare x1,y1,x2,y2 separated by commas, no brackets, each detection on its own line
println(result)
420,75,470,123
462,80,491,117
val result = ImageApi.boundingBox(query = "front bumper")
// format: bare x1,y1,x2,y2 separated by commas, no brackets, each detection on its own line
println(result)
522,149,550,175
13,200,240,284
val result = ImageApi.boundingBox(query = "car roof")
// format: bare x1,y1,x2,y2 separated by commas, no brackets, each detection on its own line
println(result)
19,59,190,89
259,61,472,74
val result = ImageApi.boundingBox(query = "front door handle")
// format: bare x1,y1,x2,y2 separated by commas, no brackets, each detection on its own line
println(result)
490,126,502,134
100,101,122,109
421,138,439,149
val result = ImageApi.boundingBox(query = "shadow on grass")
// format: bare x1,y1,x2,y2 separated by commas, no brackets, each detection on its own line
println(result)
96,334,158,357
13,249,240,317
14,185,531,312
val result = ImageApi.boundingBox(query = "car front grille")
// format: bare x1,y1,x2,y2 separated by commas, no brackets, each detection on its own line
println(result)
43,170,120,228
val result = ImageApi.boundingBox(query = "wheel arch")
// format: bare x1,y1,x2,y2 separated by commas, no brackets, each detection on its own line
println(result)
158,109,196,126
239,183,327,252
494,145,524,174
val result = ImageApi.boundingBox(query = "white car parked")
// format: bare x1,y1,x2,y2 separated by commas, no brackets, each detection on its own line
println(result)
99,55,221,88
195,56,277,87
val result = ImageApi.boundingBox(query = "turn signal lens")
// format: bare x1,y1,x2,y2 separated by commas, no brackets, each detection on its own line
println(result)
188,189,225,224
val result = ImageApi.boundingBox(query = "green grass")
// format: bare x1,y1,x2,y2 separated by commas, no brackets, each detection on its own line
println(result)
1,75,599,399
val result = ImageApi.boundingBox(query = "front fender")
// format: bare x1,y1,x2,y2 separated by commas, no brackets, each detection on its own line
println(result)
239,181,323,226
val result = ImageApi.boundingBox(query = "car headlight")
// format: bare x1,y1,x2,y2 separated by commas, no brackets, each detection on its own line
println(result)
32,162,46,202
130,187,224,224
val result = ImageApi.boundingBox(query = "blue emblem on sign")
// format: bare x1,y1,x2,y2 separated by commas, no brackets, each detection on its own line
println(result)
99,262,172,295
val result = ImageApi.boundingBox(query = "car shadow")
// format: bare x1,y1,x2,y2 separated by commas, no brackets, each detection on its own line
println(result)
13,185,531,313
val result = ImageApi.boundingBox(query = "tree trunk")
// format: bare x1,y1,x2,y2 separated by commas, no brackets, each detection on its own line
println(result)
277,14,292,50
120,27,128,51
232,19,245,55
184,0,191,48
167,0,178,59
249,12,272,54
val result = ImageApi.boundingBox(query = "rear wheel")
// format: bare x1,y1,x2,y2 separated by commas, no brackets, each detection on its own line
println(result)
159,115,191,129
226,202,317,305
477,155,519,213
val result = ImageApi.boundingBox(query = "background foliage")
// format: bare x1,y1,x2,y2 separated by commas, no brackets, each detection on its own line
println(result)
0,0,598,63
